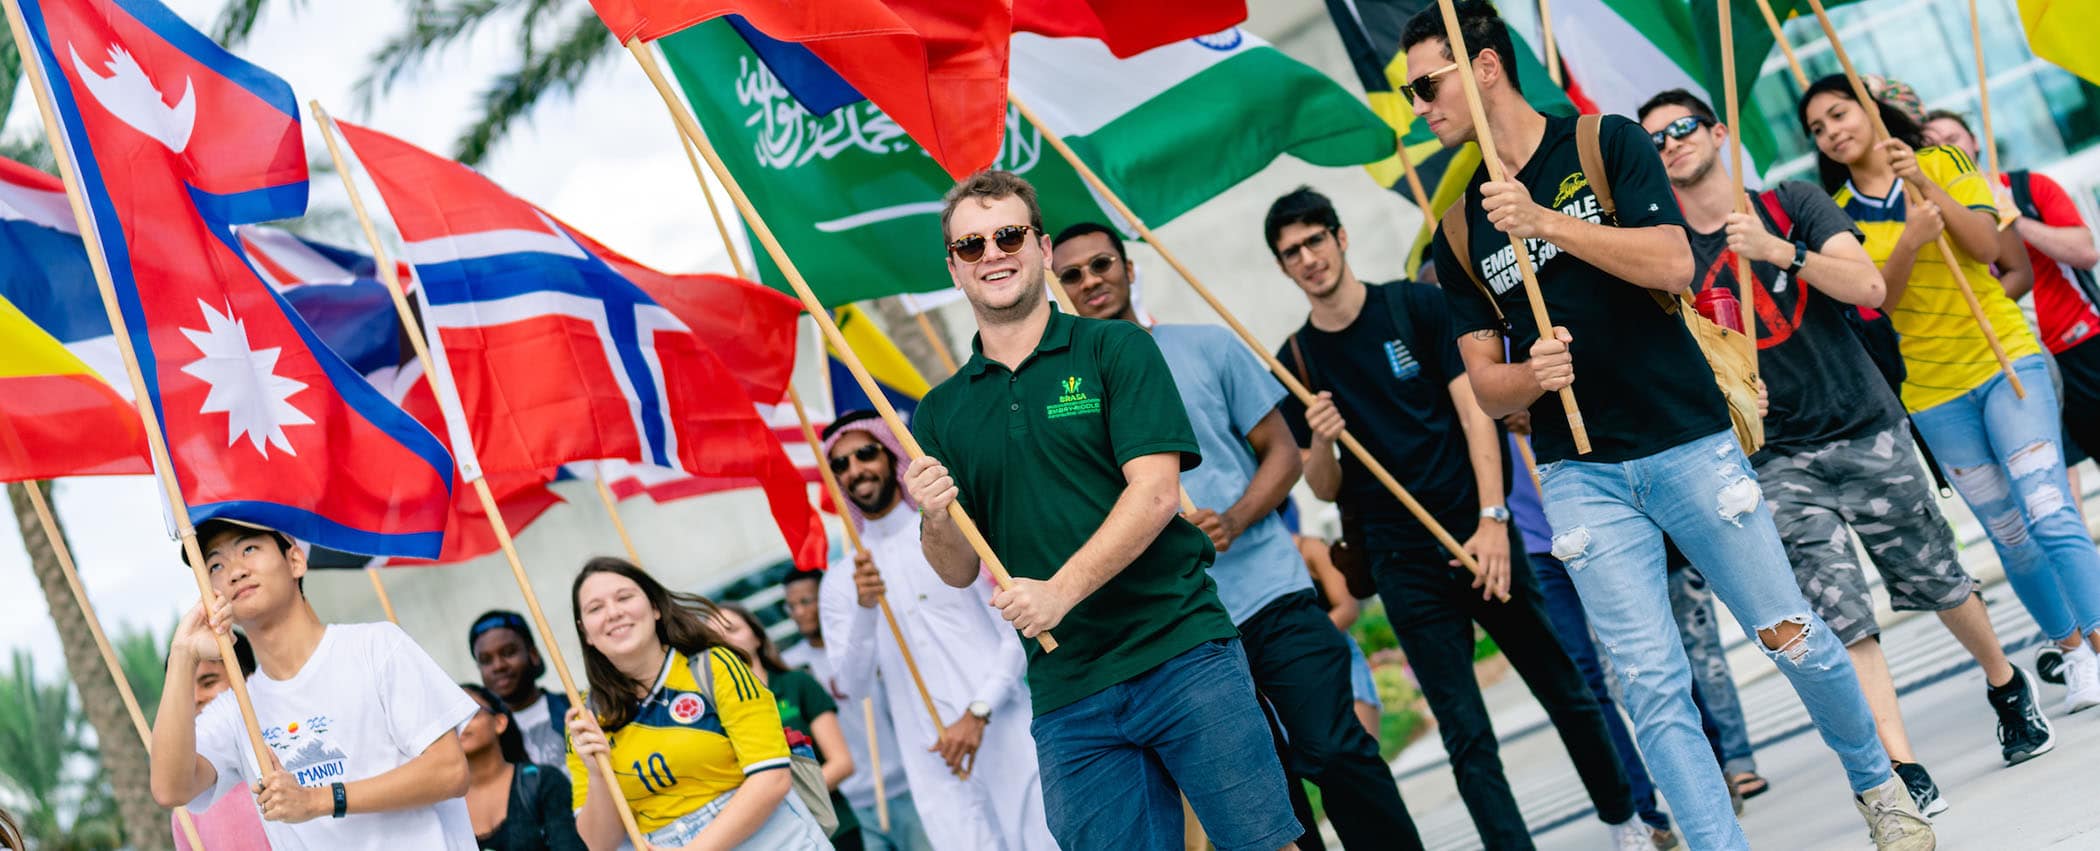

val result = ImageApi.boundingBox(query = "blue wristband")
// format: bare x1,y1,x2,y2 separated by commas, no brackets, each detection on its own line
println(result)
331,781,347,818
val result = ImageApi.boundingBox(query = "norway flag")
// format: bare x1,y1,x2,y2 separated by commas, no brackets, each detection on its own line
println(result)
333,119,825,569
18,0,453,557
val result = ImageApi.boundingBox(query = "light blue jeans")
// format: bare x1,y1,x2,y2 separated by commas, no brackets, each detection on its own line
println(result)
1912,354,2100,640
1540,428,1890,850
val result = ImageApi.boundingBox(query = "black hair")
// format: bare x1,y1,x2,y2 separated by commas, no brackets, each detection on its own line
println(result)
1264,186,1343,256
1638,88,1718,125
782,569,820,591
468,609,548,686
717,602,792,676
165,629,255,678
1795,74,1929,193
1051,222,1127,261
1399,0,1524,97
460,683,530,765
186,519,303,594
819,409,882,442
1923,109,1973,136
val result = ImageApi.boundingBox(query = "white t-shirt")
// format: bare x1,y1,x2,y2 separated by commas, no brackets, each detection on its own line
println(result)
190,622,476,850
509,692,568,770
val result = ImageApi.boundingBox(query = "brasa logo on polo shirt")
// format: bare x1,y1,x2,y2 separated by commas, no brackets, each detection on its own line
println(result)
1048,375,1101,419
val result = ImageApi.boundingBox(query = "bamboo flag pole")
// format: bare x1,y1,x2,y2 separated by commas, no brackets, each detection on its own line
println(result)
1539,0,1562,87
1802,0,2024,398
592,473,645,564
1965,0,2011,230
862,697,890,831
1720,0,1761,358
365,568,399,624
312,103,653,850
1008,98,1493,590
1756,0,1810,88
624,40,1057,651
785,386,947,738
1398,141,1438,217
1433,0,1593,455
1,0,271,763
24,483,209,851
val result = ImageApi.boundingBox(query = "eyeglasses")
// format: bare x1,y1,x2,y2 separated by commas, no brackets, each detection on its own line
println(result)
1649,115,1712,150
1277,229,1335,265
1056,254,1120,287
947,224,1038,263
1399,63,1460,105
828,442,884,474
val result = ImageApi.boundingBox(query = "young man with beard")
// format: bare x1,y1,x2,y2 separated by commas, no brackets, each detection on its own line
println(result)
1056,221,1424,850
1260,187,1641,850
1641,90,2055,813
782,569,929,851
816,410,1052,850
149,520,477,849
467,611,571,774
903,170,1301,850
1407,3,1928,848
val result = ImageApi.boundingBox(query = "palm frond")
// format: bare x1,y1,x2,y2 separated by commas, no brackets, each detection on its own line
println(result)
0,133,56,172
514,0,565,60
211,0,289,47
2,39,20,131
451,7,618,166
353,0,518,110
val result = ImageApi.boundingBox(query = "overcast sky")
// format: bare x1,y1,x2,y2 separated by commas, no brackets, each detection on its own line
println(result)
1,0,745,665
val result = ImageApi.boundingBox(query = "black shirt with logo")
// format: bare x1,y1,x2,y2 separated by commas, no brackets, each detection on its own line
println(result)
1433,113,1729,464
1686,180,1900,458
1277,282,1500,554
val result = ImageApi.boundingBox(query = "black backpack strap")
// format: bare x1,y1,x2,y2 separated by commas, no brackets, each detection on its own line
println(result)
513,764,544,840
2008,170,2040,221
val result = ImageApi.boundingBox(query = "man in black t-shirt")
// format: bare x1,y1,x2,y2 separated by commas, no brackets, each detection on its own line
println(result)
1640,90,2054,809
1265,187,1637,851
1406,4,1928,849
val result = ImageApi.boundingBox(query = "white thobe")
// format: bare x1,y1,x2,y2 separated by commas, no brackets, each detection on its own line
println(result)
820,507,1059,851
780,641,911,816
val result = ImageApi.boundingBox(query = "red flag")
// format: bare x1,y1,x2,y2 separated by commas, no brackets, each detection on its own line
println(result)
372,364,565,567
588,0,1011,178
1012,0,1248,57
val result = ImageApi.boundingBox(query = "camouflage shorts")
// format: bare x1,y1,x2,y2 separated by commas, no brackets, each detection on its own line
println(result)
1753,424,1976,645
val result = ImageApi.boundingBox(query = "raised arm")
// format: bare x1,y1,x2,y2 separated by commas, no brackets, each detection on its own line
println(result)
1481,181,1695,293
150,600,228,809
903,455,984,588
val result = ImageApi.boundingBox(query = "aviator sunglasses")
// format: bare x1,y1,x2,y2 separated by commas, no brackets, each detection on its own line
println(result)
947,224,1039,263
1057,254,1120,286
1650,115,1712,150
829,442,885,474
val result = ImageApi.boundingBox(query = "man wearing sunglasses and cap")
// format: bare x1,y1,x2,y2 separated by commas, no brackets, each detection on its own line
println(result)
903,170,1305,850
468,610,572,778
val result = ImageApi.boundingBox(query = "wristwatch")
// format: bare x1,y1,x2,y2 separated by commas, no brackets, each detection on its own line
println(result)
1478,506,1511,524
1786,241,1809,278
331,781,347,819
967,700,992,721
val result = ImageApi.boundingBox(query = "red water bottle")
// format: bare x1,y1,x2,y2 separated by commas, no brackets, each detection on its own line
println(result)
1695,286,1745,333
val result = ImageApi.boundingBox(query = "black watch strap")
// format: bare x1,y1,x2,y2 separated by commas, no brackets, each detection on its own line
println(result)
332,781,348,818
1787,241,1809,277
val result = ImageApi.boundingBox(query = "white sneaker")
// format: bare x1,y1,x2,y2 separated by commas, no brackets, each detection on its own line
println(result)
1609,819,1652,851
2062,644,2100,714
1856,775,1937,850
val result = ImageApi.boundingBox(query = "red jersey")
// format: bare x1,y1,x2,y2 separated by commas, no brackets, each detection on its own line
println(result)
2002,171,2100,353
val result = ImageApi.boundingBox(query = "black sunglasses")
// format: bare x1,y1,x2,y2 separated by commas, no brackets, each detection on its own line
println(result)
828,442,885,474
1650,115,1712,150
1057,254,1120,286
1399,63,1459,105
947,224,1038,263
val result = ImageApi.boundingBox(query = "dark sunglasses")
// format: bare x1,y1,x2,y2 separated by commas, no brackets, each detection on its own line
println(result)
947,224,1039,263
1399,63,1460,105
1650,115,1712,150
1057,254,1120,286
828,442,885,474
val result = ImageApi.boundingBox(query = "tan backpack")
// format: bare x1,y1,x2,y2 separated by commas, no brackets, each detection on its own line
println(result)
1438,114,1765,456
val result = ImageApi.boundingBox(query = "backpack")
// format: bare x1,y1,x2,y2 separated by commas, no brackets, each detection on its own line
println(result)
687,651,840,836
1438,114,1764,456
2008,170,2100,311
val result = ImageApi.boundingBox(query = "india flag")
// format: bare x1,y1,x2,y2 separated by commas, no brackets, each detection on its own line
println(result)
1010,27,1398,227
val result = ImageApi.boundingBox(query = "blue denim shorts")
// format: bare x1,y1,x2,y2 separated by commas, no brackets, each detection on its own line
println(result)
1346,634,1382,710
644,782,831,849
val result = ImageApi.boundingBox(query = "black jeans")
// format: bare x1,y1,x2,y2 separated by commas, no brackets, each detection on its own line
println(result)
1240,589,1424,850
1365,519,1634,850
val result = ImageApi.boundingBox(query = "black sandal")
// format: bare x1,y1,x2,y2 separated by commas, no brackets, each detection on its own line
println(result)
1731,772,1771,799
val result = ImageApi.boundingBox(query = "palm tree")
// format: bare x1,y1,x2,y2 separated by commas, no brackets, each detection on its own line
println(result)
0,651,122,851
8,482,169,851
214,0,621,166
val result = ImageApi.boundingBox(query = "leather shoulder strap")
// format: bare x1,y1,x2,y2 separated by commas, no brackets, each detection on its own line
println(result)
1575,114,1615,220
1440,201,1505,324
1287,332,1312,390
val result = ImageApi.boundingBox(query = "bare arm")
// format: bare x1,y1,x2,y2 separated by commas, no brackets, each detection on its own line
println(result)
1447,375,1512,601
1996,224,2036,300
686,769,792,851
1221,410,1301,536
989,452,1186,639
2012,216,2100,269
1302,538,1359,630
808,712,855,789
1548,218,1697,293
338,733,471,813
1458,330,1542,419
1880,197,1947,311
150,600,226,809
1797,231,1886,307
903,456,983,588
1922,178,2002,264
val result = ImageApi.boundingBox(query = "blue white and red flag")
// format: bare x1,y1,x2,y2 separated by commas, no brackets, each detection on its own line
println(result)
16,0,453,556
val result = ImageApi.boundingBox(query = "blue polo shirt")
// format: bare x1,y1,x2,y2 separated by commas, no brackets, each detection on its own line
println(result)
1152,324,1314,624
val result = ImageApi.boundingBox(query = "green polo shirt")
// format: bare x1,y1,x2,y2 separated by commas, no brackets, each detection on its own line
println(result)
912,308,1237,715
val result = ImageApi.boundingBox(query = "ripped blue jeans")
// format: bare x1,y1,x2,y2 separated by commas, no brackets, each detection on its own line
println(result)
1540,428,1889,851
1912,354,2100,641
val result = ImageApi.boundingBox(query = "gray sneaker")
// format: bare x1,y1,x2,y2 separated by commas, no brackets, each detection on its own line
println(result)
1856,774,1937,851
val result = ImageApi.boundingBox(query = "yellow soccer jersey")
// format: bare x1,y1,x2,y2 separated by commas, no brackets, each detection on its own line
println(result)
567,646,790,832
1835,144,2041,412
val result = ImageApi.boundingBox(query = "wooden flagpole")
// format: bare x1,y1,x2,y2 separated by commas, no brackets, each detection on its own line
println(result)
1432,0,1593,455
591,472,645,564
1398,141,1438,216
911,311,962,376
862,697,890,831
624,39,1056,651
1,0,271,763
1756,0,1810,88
1513,436,1544,495
312,102,652,850
24,483,208,851
1720,0,1761,357
1539,0,1562,87
1802,0,2024,398
365,568,398,624
1009,97,1494,589
1965,0,2011,229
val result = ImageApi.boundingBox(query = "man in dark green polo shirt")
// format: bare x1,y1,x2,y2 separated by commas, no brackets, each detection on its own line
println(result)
901,170,1303,851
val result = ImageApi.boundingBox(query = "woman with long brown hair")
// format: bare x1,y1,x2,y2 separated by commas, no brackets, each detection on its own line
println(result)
562,558,828,850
